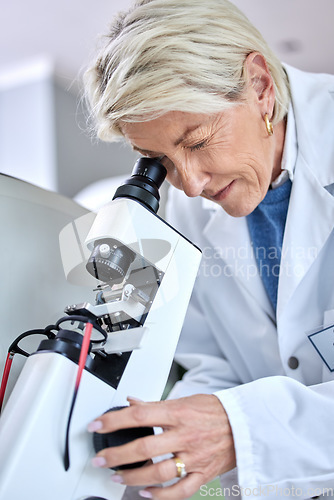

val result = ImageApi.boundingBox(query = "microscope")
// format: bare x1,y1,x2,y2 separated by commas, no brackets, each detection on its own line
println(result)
0,158,202,500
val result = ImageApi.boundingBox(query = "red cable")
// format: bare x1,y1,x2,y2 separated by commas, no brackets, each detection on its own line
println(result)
0,352,14,413
75,321,93,390
64,321,93,470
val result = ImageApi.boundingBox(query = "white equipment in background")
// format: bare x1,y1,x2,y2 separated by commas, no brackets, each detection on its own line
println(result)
0,173,96,400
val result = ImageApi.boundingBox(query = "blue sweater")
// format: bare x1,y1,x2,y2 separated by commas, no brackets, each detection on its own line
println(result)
246,179,292,312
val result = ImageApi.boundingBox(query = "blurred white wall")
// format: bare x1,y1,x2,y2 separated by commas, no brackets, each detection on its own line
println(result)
0,58,139,200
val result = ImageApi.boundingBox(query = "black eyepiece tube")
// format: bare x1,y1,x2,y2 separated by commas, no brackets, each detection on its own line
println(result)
112,157,167,213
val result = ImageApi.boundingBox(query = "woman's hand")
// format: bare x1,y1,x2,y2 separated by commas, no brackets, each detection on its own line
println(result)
88,394,236,499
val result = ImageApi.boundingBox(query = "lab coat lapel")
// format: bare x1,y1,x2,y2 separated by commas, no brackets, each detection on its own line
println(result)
277,156,334,318
202,205,274,319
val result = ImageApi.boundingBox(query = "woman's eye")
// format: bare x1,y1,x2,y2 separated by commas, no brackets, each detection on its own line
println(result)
189,140,207,152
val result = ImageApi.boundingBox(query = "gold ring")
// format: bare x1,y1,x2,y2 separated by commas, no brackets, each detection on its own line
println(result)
173,456,187,479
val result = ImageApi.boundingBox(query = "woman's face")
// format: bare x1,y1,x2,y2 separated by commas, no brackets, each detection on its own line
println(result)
121,89,284,217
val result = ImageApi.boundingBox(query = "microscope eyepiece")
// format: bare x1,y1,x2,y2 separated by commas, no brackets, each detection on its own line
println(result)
112,157,167,213
132,157,166,189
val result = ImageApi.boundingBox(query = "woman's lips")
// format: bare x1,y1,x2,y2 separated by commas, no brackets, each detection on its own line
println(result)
212,180,235,201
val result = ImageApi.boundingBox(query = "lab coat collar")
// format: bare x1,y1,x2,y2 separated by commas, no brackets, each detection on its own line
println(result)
271,102,297,188
283,64,334,188
280,102,297,181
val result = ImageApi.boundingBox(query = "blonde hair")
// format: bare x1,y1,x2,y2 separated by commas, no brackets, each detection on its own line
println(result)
84,0,290,141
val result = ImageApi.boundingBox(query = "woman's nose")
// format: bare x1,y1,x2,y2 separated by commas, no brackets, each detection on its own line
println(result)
178,164,211,198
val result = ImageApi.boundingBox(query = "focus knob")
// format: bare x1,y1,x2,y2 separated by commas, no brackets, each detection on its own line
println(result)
92,406,154,470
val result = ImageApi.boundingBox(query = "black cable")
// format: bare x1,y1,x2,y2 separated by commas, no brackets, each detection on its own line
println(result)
56,315,107,344
8,326,57,357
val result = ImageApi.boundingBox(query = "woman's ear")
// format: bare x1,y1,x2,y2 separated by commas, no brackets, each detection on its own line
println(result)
244,52,275,116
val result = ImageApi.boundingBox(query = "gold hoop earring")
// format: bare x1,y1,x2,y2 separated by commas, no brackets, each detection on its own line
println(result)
264,114,273,136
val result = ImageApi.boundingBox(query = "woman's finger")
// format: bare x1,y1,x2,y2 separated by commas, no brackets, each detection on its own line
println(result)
139,471,205,500
88,399,177,434
109,455,190,487
92,430,184,470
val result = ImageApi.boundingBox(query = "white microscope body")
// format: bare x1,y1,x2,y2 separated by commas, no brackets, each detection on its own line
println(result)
0,159,202,500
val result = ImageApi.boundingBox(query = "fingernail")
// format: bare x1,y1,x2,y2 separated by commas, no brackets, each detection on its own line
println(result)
139,490,153,499
110,474,124,484
127,396,143,402
87,420,103,432
91,456,107,468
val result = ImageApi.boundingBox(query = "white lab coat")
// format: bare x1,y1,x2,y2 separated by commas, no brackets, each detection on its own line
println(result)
166,65,334,499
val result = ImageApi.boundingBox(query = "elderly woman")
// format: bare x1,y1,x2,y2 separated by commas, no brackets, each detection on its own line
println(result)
84,0,334,499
